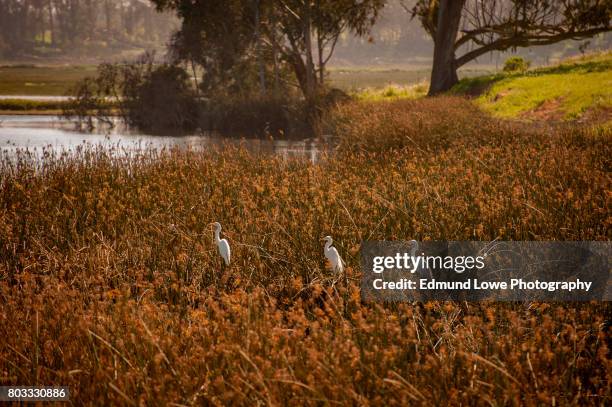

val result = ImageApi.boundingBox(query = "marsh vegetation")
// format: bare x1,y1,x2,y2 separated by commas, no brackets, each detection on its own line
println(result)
1,97,610,405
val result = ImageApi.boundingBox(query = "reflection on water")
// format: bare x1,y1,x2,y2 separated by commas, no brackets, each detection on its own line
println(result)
0,115,324,162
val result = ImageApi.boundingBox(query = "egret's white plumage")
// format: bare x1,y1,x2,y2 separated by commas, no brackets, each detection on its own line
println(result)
323,236,344,274
409,239,420,273
409,239,432,279
211,222,231,266
409,239,418,259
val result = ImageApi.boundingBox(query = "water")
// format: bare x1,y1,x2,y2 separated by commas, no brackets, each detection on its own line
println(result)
0,115,324,162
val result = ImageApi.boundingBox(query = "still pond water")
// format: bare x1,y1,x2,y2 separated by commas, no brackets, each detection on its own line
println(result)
0,115,323,162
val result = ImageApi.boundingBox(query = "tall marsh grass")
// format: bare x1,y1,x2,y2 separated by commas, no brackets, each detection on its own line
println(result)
0,97,610,405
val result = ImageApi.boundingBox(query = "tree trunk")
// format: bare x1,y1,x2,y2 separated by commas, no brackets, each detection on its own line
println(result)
21,0,31,50
302,3,322,137
104,0,112,34
303,3,316,100
273,43,280,95
271,13,280,96
47,0,54,45
317,29,325,84
254,0,266,95
38,5,45,45
427,0,465,95
190,60,199,94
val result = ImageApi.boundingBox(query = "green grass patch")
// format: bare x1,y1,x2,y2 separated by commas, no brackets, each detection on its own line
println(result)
454,52,612,120
329,67,431,90
0,98,68,111
353,83,428,101
329,66,492,92
0,65,96,96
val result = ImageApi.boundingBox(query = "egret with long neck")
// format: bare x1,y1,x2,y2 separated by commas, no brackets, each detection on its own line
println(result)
210,222,231,266
409,240,418,258
323,236,344,274
409,239,431,279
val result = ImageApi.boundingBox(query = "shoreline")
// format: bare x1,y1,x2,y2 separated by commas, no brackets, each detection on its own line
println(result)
0,95,70,115
0,110,64,115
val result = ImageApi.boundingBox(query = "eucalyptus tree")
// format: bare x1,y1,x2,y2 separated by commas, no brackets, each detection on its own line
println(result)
150,0,384,133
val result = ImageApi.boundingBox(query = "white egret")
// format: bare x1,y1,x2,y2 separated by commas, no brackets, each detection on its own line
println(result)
409,239,419,259
409,239,421,274
210,222,231,266
323,236,344,274
409,239,432,279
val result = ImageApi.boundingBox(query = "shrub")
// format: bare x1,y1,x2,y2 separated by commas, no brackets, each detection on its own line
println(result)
503,56,531,73
199,88,349,137
202,95,294,136
126,65,199,133
63,53,199,133
62,76,116,130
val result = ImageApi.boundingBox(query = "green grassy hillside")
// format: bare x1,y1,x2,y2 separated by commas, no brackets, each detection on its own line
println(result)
454,53,612,122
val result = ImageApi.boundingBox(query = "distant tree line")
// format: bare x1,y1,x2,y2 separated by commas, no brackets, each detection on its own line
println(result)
1,1,609,71
0,0,177,59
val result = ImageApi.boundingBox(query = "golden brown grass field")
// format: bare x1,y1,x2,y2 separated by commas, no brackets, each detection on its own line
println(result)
0,97,610,405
